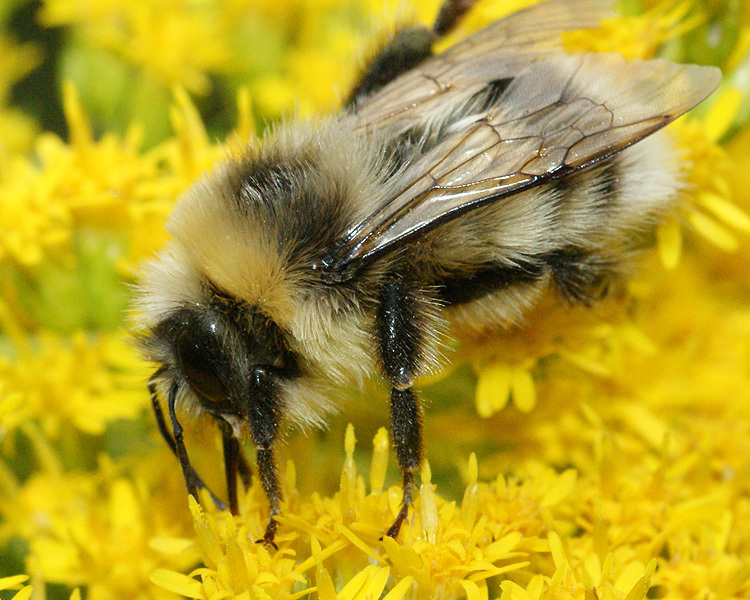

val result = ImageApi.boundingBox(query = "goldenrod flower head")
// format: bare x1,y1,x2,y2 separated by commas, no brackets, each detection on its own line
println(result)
0,331,147,440
563,0,703,59
0,1,749,599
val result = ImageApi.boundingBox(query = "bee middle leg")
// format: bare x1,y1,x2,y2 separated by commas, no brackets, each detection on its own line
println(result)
220,422,242,515
376,275,429,538
219,422,257,515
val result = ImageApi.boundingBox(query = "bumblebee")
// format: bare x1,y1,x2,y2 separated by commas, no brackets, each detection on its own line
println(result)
134,0,720,546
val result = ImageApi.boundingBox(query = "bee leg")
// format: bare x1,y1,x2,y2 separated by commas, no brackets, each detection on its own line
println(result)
433,0,479,37
254,447,280,549
166,383,199,500
346,27,434,106
149,376,226,510
385,388,422,538
237,449,252,491
346,0,477,106
220,421,241,515
247,376,282,548
376,276,426,539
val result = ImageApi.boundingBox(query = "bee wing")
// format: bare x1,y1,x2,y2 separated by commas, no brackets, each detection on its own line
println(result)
351,0,616,129
325,53,721,277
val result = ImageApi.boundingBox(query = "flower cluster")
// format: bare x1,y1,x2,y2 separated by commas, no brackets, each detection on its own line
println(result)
0,0,749,599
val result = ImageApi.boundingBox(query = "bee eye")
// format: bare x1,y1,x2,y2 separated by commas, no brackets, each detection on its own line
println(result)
174,316,231,404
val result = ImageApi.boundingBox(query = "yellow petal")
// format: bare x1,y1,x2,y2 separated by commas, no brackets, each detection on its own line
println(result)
623,560,657,600
688,211,738,251
656,218,682,270
511,366,536,413
0,576,29,591
369,428,389,494
461,580,486,600
382,576,414,600
337,566,374,600
702,87,743,143
548,531,568,575
540,469,577,508
476,363,511,417
149,537,195,555
420,461,439,542
615,561,646,594
312,538,336,600
11,588,32,600
149,569,205,599
698,192,750,233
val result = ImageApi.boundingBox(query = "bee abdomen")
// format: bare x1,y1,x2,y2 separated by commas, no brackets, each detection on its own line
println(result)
547,248,617,306
467,77,513,113
438,247,617,308
439,260,546,306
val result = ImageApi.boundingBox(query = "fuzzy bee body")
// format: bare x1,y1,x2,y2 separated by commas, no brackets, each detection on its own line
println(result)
134,0,720,545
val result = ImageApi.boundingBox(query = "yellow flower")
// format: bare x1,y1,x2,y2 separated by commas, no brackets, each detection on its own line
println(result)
661,91,750,260
150,427,561,599
0,575,31,600
0,453,198,600
1,1,750,599
39,0,233,95
564,0,703,59
0,331,148,440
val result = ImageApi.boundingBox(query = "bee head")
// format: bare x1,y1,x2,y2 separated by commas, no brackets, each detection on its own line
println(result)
145,295,300,441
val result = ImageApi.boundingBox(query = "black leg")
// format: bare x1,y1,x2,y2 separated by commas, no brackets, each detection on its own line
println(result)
385,458,417,539
246,367,283,548
433,0,479,37
237,450,252,490
347,0,478,106
376,276,428,538
167,382,198,499
149,374,227,510
148,374,178,456
221,422,240,515
255,447,281,549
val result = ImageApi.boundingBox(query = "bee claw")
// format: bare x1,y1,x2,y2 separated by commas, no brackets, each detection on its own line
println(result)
256,516,279,549
383,502,410,540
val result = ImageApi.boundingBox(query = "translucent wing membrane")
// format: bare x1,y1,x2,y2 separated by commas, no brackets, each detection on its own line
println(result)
324,52,720,279
350,0,616,129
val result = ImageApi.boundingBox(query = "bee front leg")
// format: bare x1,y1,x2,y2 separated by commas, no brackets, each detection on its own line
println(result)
150,376,227,510
219,422,256,515
166,383,199,500
376,275,428,539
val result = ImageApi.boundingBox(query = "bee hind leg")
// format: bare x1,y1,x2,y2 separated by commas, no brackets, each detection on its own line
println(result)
346,0,478,106
376,275,428,539
433,0,479,37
